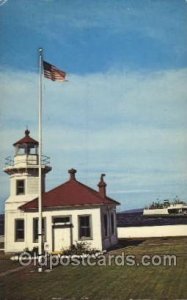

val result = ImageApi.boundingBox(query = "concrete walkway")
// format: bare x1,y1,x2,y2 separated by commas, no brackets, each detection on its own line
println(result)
0,265,26,277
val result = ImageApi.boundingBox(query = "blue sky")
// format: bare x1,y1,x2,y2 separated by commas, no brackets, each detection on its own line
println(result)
0,0,187,212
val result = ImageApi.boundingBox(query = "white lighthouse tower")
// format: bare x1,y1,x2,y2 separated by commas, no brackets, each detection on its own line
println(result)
4,129,51,252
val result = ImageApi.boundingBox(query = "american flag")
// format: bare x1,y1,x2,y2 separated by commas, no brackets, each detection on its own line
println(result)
43,61,67,81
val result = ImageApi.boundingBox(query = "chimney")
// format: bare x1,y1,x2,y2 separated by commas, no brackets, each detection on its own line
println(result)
68,168,77,181
98,174,107,198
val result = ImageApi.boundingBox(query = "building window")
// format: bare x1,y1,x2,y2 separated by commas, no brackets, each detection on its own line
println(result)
15,219,24,241
33,218,46,243
79,215,92,240
111,213,115,235
104,214,108,236
16,180,25,195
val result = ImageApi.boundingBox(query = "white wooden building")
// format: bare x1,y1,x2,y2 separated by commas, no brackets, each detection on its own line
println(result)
4,130,119,253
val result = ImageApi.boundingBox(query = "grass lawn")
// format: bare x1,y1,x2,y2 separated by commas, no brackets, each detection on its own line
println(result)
0,237,187,300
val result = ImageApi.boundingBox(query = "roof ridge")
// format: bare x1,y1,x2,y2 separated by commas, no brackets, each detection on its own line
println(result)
20,177,120,211
44,180,70,194
75,180,119,203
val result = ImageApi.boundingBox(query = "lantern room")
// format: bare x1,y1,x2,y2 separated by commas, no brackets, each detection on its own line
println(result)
13,129,39,156
4,129,51,177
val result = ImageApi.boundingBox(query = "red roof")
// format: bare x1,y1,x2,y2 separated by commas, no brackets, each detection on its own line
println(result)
20,172,120,211
13,130,38,146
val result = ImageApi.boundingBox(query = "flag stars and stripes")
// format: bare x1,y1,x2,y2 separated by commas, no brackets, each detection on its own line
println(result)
43,61,67,82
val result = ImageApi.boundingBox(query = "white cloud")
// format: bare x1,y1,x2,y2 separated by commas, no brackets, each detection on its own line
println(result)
0,67,187,211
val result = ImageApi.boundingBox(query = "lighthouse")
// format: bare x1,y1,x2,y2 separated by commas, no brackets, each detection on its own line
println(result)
4,129,51,252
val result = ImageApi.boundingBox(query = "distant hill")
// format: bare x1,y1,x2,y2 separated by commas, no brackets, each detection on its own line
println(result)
117,210,187,227
119,208,144,214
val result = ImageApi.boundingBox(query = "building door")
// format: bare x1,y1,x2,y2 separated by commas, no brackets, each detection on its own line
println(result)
53,227,71,251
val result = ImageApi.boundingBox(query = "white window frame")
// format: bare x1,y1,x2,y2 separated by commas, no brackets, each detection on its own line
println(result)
16,179,25,195
78,215,92,240
15,219,25,242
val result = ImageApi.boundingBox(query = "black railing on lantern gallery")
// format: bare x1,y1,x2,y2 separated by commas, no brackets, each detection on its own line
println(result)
4,155,51,167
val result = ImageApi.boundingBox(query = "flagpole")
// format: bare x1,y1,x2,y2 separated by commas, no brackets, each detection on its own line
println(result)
38,48,43,272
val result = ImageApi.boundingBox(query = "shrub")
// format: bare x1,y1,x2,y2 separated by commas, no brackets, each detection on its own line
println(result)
23,246,38,256
63,241,100,256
